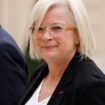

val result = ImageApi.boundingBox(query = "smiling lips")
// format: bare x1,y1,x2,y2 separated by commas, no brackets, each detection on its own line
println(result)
41,45,58,51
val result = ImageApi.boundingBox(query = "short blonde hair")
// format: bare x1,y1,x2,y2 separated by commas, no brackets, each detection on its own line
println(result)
26,0,95,60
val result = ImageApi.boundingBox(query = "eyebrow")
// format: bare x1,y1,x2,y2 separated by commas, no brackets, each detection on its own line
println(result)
40,22,66,26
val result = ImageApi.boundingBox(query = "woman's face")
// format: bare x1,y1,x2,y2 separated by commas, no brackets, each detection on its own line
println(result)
33,6,79,63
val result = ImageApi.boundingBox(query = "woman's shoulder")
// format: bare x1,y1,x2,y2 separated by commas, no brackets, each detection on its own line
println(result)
73,56,105,89
80,56,105,78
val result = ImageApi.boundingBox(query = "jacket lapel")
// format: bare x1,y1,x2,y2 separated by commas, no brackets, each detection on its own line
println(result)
47,53,81,105
19,63,48,105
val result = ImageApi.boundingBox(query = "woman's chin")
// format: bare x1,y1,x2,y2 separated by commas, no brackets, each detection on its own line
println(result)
42,52,59,61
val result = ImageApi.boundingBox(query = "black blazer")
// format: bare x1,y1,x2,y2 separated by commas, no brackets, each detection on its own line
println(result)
0,26,28,105
19,53,105,105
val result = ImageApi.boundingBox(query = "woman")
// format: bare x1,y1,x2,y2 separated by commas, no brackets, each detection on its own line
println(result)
20,0,105,105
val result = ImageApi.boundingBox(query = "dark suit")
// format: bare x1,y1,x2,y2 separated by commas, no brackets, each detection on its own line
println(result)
19,53,105,105
0,26,28,105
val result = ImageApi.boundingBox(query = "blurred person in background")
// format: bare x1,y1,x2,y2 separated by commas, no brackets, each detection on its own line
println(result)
20,0,105,105
0,25,28,105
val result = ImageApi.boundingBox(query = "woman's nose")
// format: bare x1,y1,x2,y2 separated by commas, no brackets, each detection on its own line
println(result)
42,30,53,41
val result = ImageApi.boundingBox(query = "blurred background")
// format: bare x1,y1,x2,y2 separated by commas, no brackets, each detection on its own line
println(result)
0,0,105,75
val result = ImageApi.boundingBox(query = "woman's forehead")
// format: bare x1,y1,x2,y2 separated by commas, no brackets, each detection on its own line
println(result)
42,6,75,25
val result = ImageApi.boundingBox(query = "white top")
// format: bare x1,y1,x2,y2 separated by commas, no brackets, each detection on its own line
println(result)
25,80,51,105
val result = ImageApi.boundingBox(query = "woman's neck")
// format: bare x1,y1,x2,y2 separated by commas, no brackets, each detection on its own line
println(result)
46,58,70,81
46,50,76,81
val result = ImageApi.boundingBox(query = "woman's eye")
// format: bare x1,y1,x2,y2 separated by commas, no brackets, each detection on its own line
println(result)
51,25,62,32
38,26,44,32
